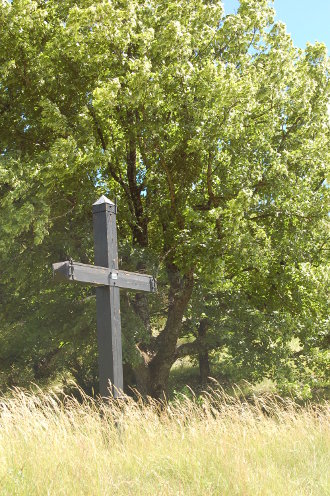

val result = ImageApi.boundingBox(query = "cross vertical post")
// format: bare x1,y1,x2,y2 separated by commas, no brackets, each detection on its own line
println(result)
92,196,123,397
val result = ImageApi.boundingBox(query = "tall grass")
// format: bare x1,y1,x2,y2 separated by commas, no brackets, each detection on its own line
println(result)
0,386,329,495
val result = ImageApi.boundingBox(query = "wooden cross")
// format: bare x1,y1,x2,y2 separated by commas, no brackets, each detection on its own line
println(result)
52,195,156,398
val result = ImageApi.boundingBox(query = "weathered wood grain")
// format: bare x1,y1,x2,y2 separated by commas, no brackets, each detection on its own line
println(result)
53,261,156,292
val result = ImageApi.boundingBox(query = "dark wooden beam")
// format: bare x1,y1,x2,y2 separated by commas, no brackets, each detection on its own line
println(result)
52,261,71,282
92,196,123,397
53,260,156,292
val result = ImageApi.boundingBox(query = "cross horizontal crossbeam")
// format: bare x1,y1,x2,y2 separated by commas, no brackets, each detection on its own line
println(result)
53,260,157,293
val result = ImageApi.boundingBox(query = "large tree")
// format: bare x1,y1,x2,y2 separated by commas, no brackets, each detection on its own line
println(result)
0,0,329,397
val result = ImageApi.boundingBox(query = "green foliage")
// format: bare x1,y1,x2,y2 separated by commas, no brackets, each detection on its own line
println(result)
0,0,329,395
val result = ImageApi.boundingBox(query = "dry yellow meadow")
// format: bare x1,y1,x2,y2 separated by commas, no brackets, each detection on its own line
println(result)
0,387,329,496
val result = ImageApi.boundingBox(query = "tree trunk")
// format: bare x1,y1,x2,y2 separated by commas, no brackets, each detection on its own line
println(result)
128,264,194,399
198,319,210,385
122,121,194,399
147,266,194,399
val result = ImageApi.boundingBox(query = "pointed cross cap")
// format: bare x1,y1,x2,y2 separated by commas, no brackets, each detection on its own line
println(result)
92,195,117,214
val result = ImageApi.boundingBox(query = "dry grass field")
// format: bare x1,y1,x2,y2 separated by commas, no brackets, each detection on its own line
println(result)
0,387,329,496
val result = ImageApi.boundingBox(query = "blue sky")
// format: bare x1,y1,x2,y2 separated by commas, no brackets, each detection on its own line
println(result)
223,0,330,49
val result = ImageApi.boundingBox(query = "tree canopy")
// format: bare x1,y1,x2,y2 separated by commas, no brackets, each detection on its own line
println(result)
0,0,329,398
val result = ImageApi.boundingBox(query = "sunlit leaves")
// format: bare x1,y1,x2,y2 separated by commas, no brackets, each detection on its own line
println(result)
0,0,328,392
